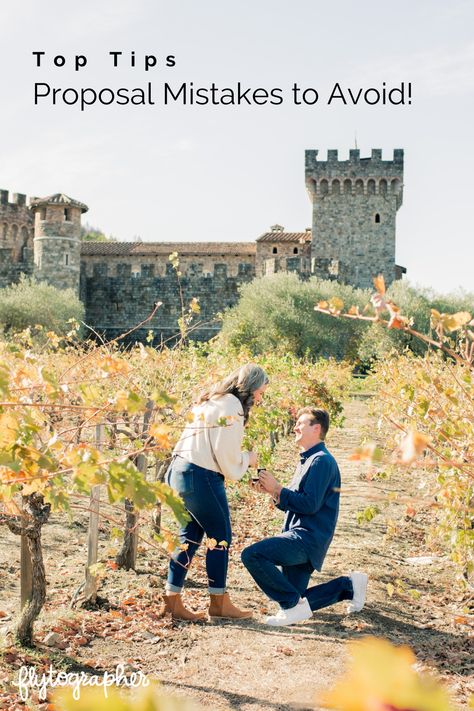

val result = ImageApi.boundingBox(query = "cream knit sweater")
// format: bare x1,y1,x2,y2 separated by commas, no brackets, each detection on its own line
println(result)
173,393,250,481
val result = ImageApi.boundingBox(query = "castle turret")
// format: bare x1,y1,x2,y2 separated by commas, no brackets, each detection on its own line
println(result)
305,149,404,289
30,193,88,294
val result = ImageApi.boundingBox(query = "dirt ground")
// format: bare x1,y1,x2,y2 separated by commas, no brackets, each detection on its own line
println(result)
0,398,472,710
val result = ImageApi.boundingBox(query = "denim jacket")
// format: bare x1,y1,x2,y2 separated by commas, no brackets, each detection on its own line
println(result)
276,442,340,571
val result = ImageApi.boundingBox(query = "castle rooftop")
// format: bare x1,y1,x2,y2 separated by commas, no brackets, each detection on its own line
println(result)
30,193,89,213
257,231,311,243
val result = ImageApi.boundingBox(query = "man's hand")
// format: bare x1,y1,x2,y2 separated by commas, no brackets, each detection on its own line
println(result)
258,469,282,499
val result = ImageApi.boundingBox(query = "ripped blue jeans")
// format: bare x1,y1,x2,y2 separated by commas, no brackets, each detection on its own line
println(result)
166,457,231,594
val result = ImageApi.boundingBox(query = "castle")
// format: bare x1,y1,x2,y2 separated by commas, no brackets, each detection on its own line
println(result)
0,148,405,342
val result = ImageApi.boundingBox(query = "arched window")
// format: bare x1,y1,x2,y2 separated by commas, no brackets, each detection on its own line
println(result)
332,179,340,195
391,178,401,194
343,179,352,194
355,179,364,195
40,207,46,220
11,224,18,241
375,213,381,224
2,223,7,240
320,179,329,196
306,177,316,196
272,246,278,254
367,179,376,195
379,179,387,196
293,247,298,254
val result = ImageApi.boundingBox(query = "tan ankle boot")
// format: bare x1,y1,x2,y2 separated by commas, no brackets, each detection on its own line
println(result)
162,594,207,621
209,592,253,619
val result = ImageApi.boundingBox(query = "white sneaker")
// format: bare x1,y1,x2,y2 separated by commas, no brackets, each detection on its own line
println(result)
347,571,368,613
265,597,312,626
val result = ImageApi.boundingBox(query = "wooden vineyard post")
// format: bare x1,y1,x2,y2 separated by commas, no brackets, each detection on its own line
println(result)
20,530,33,609
116,401,154,570
83,423,104,604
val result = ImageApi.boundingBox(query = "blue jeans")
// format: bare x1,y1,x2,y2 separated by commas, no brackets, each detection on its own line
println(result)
241,531,353,610
166,457,231,594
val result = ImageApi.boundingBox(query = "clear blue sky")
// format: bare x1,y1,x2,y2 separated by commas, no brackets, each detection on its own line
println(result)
1,0,473,292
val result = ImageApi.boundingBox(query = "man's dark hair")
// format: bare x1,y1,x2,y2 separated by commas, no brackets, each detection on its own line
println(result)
297,407,330,439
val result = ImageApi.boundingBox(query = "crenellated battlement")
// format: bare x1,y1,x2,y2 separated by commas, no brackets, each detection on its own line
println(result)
0,190,29,209
305,148,403,184
305,149,403,203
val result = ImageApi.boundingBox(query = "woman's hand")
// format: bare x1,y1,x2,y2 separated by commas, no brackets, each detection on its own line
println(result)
248,451,258,468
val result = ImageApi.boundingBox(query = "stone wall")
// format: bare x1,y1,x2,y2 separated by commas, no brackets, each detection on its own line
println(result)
0,190,34,287
255,239,311,276
79,255,256,343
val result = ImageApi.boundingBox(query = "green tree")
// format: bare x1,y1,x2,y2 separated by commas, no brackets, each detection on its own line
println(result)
80,222,116,242
0,277,85,335
220,273,369,359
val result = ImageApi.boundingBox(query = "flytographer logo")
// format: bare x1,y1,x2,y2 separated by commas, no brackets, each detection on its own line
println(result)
13,663,150,701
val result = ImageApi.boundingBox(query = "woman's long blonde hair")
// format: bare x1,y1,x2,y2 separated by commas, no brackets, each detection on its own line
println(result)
197,363,269,423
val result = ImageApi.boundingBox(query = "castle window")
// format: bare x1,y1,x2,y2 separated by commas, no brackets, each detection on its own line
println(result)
379,179,387,196
40,207,46,220
2,223,7,240
11,225,18,241
293,247,299,254
64,208,71,221
343,179,352,195
391,178,401,194
320,179,329,196
306,177,316,196
272,247,278,254
332,179,340,195
375,213,381,224
64,252,69,266
367,179,376,195
355,179,364,195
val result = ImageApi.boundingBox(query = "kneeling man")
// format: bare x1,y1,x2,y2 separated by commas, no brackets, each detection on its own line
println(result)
241,407,367,626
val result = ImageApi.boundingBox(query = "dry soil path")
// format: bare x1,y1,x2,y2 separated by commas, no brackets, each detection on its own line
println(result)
0,398,471,710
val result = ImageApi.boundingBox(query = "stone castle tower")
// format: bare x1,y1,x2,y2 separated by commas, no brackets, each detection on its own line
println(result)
30,193,88,294
305,148,404,289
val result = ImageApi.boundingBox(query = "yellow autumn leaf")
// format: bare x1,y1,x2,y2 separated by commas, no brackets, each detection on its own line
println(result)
317,300,328,309
441,311,471,332
373,273,386,295
149,423,172,449
328,297,344,313
207,537,217,550
53,683,197,711
320,637,453,711
0,412,19,448
349,442,382,463
399,430,430,465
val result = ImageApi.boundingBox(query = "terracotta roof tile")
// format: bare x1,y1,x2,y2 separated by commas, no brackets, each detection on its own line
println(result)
30,194,89,213
257,232,311,243
80,241,256,257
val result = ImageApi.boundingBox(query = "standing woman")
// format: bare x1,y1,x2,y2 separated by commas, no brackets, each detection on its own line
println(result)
163,363,268,621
